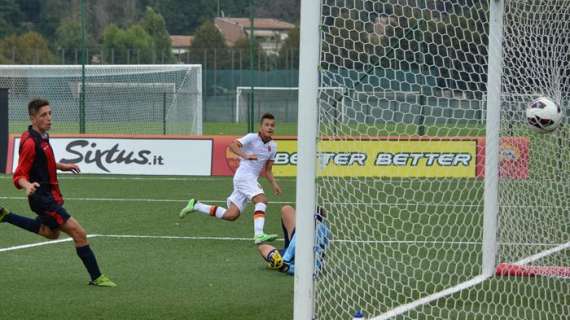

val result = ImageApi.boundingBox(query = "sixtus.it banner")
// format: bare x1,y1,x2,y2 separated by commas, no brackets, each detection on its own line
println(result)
216,136,528,179
7,135,213,176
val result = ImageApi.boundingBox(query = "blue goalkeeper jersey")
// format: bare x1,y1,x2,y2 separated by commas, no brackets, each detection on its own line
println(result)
282,217,330,275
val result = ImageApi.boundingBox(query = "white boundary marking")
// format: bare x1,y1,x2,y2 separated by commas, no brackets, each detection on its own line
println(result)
371,241,570,320
0,235,98,253
97,234,253,241
0,196,294,204
0,175,296,182
514,241,570,265
371,275,490,320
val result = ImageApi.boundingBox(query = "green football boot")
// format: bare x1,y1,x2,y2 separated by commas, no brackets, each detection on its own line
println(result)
254,233,278,245
89,275,117,287
0,207,8,222
179,198,197,219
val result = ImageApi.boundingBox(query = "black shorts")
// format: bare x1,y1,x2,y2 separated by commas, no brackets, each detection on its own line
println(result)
28,192,71,230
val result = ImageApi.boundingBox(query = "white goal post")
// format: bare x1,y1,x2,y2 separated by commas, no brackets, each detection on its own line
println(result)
296,1,570,320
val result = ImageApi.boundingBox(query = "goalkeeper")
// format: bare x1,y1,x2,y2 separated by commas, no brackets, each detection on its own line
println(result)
258,205,330,275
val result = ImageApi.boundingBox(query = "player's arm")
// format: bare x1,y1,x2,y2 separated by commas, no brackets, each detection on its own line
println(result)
229,140,257,160
264,160,282,195
13,140,40,195
56,162,80,174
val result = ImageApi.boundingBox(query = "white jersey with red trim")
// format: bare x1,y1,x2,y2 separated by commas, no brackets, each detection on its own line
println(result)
234,133,277,180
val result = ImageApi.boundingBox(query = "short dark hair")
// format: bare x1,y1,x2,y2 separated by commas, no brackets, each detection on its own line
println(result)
28,99,50,116
260,113,275,124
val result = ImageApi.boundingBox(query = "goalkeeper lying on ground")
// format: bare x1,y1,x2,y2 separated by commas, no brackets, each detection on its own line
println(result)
257,205,330,275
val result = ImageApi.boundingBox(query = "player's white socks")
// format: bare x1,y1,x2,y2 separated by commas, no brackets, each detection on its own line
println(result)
195,202,226,219
253,203,267,236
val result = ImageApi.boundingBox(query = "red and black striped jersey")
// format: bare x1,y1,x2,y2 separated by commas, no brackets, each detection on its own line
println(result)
13,126,63,205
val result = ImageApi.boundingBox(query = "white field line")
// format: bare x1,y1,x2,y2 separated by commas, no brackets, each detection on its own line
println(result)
514,241,570,265
0,234,254,254
0,175,296,182
95,234,254,241
0,195,562,210
0,196,294,204
371,275,490,320
0,235,98,253
371,241,570,319
334,239,561,247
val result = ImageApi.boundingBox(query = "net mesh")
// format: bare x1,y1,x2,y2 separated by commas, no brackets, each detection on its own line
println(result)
311,1,570,319
235,87,345,123
0,65,202,135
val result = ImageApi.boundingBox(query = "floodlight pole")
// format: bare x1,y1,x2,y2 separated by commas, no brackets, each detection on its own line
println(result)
80,0,86,133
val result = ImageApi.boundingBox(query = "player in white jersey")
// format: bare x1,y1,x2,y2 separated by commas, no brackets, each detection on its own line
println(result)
179,113,282,244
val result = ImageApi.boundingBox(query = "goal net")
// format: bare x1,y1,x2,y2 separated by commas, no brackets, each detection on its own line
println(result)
0,65,202,135
296,1,570,319
235,86,345,123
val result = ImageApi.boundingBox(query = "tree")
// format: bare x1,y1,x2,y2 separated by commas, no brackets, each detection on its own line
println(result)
0,0,23,38
55,19,97,64
140,7,174,63
101,24,154,64
233,37,267,70
278,26,299,68
151,0,216,35
188,20,228,67
0,31,55,64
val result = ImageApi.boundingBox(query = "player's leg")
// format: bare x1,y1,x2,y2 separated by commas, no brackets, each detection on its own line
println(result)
58,214,116,287
278,205,296,250
180,198,229,219
0,207,42,234
257,243,283,269
251,193,278,244
180,191,244,221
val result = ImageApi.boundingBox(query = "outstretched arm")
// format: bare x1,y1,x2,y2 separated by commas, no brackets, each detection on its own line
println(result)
229,140,257,160
265,161,282,195
57,162,80,174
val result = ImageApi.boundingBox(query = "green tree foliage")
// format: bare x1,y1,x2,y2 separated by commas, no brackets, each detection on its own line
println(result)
55,19,98,63
150,0,215,36
101,24,154,64
140,7,174,63
100,7,174,64
0,0,22,37
188,20,228,67
233,37,268,70
278,26,299,68
0,31,55,64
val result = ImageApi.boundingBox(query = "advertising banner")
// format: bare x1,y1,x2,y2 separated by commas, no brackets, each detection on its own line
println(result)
271,139,478,177
214,136,528,178
8,136,212,176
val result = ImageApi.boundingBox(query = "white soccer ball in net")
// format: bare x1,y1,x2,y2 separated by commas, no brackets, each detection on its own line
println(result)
526,96,563,133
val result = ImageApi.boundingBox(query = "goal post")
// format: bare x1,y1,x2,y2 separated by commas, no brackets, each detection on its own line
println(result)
0,64,202,135
296,0,570,319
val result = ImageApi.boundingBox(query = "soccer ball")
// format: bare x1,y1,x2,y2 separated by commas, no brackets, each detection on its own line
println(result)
526,96,563,133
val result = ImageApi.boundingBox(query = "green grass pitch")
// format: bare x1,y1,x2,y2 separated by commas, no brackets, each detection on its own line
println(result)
0,175,296,319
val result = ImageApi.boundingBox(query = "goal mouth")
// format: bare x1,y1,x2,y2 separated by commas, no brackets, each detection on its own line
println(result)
495,263,570,279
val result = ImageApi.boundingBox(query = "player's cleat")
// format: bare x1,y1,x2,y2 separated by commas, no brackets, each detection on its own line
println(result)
0,207,8,222
89,274,117,287
254,233,278,244
179,198,197,219
266,249,284,269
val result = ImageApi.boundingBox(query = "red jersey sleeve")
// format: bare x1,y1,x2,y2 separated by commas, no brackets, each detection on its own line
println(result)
13,139,36,189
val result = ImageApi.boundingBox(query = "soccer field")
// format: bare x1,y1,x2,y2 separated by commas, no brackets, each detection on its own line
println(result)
1,174,567,319
0,175,296,320
0,175,570,319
